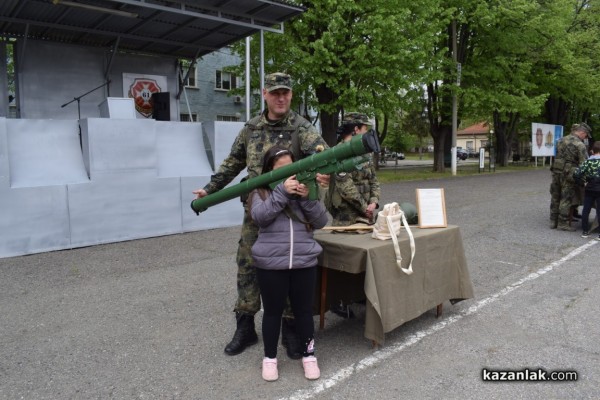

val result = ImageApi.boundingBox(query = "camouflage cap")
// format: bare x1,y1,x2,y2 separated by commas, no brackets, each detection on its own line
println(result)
572,122,592,138
342,112,371,126
264,72,292,92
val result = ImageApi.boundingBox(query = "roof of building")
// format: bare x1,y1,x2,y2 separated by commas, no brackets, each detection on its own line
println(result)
0,0,304,59
458,122,490,135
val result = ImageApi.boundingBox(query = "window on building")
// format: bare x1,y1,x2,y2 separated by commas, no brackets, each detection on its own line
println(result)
180,113,198,122
184,65,197,87
215,70,237,91
4,39,18,118
217,114,240,122
179,60,198,88
466,140,473,150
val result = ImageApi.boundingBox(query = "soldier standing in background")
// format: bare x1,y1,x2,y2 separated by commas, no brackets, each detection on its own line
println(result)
193,73,329,358
326,112,380,226
549,123,591,231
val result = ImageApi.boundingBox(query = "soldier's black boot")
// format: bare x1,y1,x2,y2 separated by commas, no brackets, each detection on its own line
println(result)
224,312,258,356
281,318,303,360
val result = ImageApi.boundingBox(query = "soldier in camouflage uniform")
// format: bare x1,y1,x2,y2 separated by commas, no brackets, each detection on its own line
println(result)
193,73,329,358
549,123,590,230
326,112,380,226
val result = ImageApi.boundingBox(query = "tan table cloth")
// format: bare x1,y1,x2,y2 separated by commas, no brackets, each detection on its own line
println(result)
314,225,474,344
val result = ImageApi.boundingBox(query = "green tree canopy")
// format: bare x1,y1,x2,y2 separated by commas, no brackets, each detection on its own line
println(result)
224,0,600,168
228,0,441,146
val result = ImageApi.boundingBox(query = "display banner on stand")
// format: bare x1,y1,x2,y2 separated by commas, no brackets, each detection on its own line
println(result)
531,123,563,157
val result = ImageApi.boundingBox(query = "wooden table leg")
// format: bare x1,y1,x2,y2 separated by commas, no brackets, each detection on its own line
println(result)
319,266,328,330
436,303,443,318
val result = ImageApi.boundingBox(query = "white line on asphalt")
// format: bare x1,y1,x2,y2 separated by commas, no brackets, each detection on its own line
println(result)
279,240,598,400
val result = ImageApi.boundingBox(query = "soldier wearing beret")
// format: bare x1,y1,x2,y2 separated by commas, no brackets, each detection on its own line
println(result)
325,112,380,226
193,73,329,358
550,122,590,230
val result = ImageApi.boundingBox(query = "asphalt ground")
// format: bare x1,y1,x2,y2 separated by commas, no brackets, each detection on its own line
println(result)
1,167,599,400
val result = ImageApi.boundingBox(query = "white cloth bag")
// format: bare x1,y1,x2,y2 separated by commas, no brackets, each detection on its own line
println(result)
372,202,415,275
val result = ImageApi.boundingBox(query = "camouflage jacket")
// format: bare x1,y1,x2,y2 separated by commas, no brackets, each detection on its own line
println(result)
326,156,380,225
203,110,328,194
573,156,600,192
551,134,588,176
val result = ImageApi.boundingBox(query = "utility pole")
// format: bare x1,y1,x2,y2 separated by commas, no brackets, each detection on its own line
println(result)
451,19,459,176
245,37,251,121
260,30,265,114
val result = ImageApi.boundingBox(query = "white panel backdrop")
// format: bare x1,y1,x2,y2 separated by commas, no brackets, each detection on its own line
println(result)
0,118,245,258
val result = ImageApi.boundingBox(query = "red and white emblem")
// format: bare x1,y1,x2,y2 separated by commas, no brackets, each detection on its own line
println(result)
128,78,162,118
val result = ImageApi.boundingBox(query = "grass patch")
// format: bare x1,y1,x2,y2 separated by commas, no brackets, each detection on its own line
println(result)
375,164,543,183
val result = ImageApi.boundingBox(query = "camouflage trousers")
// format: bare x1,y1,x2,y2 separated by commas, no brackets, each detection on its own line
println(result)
549,172,582,222
234,208,294,318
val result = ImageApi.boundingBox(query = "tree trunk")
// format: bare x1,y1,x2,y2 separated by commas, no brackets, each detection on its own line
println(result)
376,113,389,146
544,95,569,125
427,81,452,172
433,134,445,171
493,111,520,167
315,84,338,147
373,114,389,171
430,125,451,171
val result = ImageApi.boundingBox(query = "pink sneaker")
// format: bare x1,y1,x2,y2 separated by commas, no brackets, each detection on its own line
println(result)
302,356,320,380
262,357,278,382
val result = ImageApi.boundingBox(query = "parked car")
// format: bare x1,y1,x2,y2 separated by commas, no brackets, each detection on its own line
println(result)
456,148,468,160
466,148,478,158
386,152,405,161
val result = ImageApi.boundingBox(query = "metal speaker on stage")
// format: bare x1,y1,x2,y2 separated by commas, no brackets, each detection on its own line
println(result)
151,92,170,121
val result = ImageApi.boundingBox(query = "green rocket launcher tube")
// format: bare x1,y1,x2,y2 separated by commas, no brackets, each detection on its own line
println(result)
191,129,380,215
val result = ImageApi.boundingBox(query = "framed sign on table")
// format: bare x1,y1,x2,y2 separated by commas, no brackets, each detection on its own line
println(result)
416,188,447,228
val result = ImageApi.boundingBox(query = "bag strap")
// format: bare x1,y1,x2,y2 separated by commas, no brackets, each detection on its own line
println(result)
386,211,415,275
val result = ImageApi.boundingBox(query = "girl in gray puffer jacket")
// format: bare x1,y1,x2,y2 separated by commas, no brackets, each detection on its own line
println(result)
249,145,328,382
